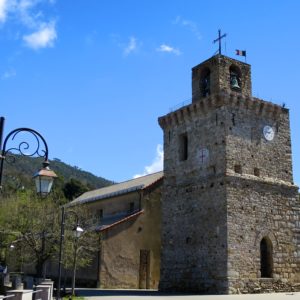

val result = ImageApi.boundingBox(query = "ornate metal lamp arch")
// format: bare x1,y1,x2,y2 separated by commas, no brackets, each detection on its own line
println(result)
1,127,49,160
0,117,51,190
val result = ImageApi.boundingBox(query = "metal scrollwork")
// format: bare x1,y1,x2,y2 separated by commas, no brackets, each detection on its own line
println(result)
3,128,48,162
0,117,50,189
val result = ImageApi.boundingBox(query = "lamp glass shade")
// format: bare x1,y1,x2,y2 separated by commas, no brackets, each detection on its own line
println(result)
35,175,54,196
74,226,84,238
33,163,57,196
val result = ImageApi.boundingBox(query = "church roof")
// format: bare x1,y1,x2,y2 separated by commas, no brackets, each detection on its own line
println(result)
96,209,145,232
68,171,163,206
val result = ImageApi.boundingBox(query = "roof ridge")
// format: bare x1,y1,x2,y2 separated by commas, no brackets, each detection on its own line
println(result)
92,170,163,192
68,170,164,207
116,170,163,185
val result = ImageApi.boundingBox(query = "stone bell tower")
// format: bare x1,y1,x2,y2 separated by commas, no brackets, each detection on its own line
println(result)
158,54,300,294
191,55,251,101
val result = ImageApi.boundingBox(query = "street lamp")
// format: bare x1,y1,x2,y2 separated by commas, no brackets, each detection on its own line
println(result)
71,223,83,296
0,231,21,271
33,161,57,196
57,207,84,300
0,117,57,195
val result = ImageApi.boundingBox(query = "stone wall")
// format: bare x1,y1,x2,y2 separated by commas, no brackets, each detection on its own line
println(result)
159,177,228,293
159,86,300,294
192,55,252,102
225,96,293,184
230,278,300,294
226,177,300,293
159,91,230,293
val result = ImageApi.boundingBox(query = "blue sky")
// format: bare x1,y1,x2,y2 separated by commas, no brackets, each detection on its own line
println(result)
0,0,299,185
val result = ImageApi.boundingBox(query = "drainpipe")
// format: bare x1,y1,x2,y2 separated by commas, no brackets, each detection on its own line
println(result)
96,233,102,288
138,190,143,211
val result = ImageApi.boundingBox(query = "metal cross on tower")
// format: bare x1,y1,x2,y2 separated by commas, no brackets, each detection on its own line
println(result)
213,29,227,55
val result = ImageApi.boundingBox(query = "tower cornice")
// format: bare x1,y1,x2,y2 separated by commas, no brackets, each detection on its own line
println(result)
158,91,288,129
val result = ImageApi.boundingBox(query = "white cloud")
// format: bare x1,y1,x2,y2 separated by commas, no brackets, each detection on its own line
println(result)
0,0,57,49
0,0,8,23
124,36,137,56
18,0,41,28
0,0,44,27
111,34,141,56
23,21,56,49
133,144,164,178
1,68,16,79
157,44,181,55
174,16,202,40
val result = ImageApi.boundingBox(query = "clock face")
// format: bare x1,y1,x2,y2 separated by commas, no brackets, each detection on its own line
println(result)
263,125,274,141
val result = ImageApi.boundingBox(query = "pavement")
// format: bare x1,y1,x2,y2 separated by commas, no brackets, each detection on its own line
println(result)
76,288,300,300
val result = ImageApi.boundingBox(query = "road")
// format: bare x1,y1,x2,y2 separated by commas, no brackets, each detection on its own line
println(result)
76,289,300,300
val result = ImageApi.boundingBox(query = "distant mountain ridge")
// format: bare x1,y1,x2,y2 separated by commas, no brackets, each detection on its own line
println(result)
51,157,114,188
1,154,113,194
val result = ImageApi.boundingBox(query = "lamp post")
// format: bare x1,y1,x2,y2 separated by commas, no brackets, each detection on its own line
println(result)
57,207,84,300
0,116,57,195
0,231,20,294
71,221,83,296
0,231,20,266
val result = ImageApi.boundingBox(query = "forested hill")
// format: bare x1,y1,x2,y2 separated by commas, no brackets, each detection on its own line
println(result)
1,154,114,199
51,157,113,188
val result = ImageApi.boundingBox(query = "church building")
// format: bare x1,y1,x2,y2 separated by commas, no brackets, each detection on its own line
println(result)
70,171,163,289
70,51,300,294
158,53,300,293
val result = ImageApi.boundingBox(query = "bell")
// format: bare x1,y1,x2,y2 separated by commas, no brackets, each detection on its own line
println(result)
230,74,240,89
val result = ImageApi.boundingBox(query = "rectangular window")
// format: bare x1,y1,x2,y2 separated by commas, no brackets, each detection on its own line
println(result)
97,209,103,221
254,168,260,177
179,133,188,161
208,165,216,175
129,202,135,213
234,164,242,174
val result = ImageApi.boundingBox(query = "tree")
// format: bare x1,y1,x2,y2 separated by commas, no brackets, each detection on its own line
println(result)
57,207,100,294
63,179,89,201
0,191,100,278
0,191,61,277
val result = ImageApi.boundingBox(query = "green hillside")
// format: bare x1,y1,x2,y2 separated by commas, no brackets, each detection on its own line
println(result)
1,154,113,199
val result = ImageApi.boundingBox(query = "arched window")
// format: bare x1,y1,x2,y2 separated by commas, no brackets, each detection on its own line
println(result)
229,65,242,91
260,237,273,278
200,68,211,97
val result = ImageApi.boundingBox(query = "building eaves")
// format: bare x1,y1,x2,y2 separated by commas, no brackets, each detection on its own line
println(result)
68,171,163,207
97,209,144,233
68,184,144,206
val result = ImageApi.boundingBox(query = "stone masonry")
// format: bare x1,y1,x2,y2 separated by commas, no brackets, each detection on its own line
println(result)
158,54,300,294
